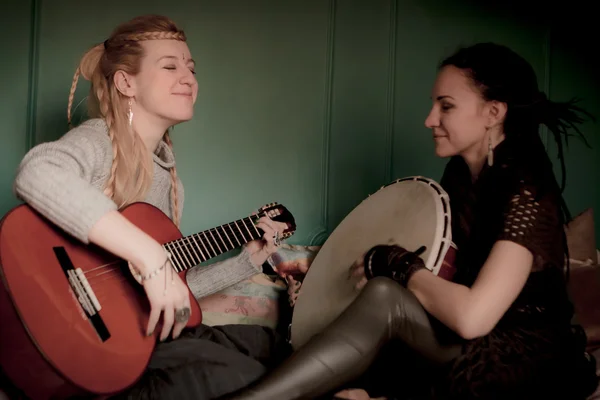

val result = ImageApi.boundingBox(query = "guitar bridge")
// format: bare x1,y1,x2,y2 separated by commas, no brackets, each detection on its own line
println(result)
67,268,101,317
53,247,111,342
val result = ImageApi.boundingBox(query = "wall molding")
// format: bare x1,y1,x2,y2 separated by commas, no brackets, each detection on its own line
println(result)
383,0,398,184
309,0,336,246
541,23,552,149
26,0,41,150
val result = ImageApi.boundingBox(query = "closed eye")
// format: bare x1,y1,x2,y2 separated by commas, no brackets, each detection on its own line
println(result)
164,65,196,75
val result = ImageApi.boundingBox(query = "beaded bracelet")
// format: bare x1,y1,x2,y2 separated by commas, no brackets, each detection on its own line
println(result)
129,251,172,284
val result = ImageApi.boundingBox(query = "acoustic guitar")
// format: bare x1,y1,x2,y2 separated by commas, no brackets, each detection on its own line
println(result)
0,201,296,399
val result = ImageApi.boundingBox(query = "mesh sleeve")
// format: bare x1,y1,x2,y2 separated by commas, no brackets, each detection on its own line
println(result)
497,178,562,271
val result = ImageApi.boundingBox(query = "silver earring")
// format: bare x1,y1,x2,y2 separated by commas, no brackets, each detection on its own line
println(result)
127,99,133,127
487,135,494,166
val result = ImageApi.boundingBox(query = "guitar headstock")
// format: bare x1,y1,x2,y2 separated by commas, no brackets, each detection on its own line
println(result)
256,202,296,240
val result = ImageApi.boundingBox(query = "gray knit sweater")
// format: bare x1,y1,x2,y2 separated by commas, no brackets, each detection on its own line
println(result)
13,118,261,299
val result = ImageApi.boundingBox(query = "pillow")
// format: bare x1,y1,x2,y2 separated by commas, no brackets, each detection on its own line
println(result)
565,208,597,265
266,244,321,307
196,273,287,329
568,263,600,353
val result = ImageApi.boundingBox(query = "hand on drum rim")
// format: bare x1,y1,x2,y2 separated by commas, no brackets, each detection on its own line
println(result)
348,255,368,290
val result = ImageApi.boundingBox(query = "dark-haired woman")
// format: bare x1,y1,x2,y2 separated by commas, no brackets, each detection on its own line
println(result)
221,42,598,400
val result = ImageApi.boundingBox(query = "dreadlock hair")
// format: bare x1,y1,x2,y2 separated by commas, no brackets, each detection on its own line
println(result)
66,15,184,227
440,42,594,224
440,42,595,279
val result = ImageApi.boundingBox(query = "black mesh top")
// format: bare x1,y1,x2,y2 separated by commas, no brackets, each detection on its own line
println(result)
439,137,573,325
433,138,594,398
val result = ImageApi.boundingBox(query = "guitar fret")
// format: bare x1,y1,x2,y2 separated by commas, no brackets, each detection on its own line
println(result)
190,235,207,262
249,217,261,238
220,225,235,248
227,223,242,246
186,235,205,264
233,220,248,242
240,218,254,241
186,239,201,265
242,218,259,241
223,223,245,248
195,233,212,261
171,242,189,271
169,242,187,271
214,227,231,252
163,243,176,270
178,238,196,268
164,243,183,271
208,230,224,254
202,232,217,258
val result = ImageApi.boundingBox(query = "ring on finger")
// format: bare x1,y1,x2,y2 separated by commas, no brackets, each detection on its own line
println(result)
175,307,191,323
273,231,281,246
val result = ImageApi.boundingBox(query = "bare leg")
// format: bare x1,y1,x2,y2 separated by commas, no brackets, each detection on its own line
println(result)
219,277,462,400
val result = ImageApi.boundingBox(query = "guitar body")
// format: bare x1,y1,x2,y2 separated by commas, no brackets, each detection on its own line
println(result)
0,203,202,399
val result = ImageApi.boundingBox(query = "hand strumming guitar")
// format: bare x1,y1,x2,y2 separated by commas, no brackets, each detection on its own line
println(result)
138,214,287,341
137,251,192,341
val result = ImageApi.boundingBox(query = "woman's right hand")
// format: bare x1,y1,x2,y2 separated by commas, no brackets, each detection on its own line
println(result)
348,254,368,290
138,256,192,341
86,211,192,341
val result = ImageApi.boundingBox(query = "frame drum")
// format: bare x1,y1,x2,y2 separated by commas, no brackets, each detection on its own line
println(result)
290,176,455,350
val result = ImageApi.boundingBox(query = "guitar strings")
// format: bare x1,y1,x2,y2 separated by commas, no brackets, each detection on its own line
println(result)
80,216,266,290
53,212,280,305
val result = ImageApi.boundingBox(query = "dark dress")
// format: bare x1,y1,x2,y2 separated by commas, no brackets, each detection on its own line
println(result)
110,323,292,400
431,138,597,399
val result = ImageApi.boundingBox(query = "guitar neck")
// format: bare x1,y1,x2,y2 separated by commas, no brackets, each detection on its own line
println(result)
162,216,262,272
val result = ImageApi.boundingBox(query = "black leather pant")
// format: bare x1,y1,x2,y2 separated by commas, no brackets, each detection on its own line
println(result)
220,277,462,400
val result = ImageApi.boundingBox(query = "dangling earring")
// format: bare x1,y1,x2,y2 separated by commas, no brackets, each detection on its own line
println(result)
127,98,133,128
487,135,494,166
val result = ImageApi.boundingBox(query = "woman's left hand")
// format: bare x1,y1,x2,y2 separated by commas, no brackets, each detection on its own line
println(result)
245,215,288,267
350,244,427,288
348,255,368,291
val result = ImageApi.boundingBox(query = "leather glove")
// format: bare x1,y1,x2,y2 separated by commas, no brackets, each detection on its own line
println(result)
363,244,427,287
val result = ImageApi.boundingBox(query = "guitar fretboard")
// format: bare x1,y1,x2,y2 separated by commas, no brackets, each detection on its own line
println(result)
163,216,262,271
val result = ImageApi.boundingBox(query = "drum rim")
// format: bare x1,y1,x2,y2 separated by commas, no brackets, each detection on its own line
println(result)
389,176,452,274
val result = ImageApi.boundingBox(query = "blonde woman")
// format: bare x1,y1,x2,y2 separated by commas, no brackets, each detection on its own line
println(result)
13,15,291,399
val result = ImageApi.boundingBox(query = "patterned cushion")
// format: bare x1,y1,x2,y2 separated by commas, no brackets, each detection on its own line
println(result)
196,273,287,329
266,244,321,307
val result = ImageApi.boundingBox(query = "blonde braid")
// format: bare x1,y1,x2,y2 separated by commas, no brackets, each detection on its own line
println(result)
100,86,120,200
127,31,186,42
163,132,180,228
67,43,103,127
65,42,120,200
67,67,81,128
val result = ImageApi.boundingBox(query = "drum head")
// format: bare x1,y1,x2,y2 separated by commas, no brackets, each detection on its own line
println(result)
290,177,449,349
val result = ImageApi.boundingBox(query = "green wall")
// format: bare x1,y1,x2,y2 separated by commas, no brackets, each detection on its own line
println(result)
2,0,598,247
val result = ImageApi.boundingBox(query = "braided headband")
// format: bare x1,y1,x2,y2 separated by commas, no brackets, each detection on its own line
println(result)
102,31,187,50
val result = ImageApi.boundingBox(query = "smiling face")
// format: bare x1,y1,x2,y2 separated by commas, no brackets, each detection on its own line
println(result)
424,65,492,159
132,39,198,126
